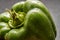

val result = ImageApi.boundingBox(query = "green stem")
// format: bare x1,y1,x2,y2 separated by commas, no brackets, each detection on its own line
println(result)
6,9,25,29
6,9,13,20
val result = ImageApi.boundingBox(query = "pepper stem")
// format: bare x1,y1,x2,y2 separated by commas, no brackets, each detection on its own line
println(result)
6,9,25,28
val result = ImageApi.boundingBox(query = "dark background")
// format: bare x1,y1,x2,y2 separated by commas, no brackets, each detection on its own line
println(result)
0,0,60,40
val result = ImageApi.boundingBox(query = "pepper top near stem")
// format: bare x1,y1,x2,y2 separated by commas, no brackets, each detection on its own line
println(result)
6,9,25,29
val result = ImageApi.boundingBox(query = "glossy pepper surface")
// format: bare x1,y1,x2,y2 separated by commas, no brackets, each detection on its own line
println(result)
0,0,56,40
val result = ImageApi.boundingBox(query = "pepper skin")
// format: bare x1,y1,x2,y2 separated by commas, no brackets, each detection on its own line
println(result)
24,8,55,40
0,22,10,40
0,12,11,23
0,0,56,40
12,0,56,37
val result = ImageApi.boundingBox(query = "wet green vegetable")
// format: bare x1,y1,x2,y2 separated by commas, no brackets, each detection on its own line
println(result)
0,0,56,40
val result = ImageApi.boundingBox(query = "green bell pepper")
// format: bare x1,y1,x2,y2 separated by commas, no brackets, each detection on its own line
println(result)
12,0,56,37
0,0,56,40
